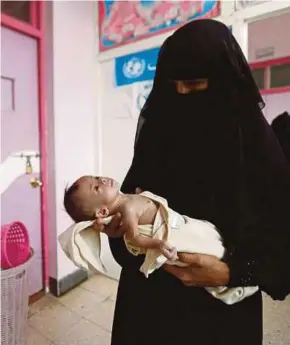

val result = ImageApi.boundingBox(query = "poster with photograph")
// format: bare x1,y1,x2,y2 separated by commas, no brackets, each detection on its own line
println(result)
98,0,220,52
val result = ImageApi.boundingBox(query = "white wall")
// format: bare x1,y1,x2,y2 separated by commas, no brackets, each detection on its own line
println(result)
263,93,290,124
46,1,100,280
248,11,290,62
100,60,139,184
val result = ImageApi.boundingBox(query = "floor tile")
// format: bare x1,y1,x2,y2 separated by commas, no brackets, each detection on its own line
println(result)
58,283,116,332
81,274,118,299
27,326,51,345
25,277,290,345
53,318,111,345
29,294,58,318
82,298,116,332
263,294,290,345
58,285,108,316
28,300,81,341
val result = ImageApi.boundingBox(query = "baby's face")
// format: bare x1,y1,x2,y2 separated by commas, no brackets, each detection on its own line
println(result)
76,176,120,211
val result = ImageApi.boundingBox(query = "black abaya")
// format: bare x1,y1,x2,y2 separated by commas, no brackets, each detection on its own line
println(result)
109,20,290,345
271,111,290,162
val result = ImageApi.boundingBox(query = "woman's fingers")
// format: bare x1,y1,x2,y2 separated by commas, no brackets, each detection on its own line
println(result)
109,213,122,227
94,213,124,238
177,253,204,267
105,213,121,233
165,253,229,287
93,219,105,232
164,265,194,283
135,187,143,194
164,264,203,286
104,213,124,238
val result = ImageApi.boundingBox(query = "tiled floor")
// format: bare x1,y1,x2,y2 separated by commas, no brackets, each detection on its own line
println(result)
28,274,290,345
28,274,117,345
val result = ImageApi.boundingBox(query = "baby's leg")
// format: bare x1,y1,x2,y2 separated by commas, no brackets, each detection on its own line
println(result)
129,235,177,260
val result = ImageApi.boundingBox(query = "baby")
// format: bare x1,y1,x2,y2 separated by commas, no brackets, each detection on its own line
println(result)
60,175,258,305
64,175,180,260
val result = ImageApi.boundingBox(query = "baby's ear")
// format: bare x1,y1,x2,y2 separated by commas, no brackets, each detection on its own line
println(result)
95,207,109,218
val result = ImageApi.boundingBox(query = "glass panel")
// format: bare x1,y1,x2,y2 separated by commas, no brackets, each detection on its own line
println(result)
1,1,30,24
270,63,290,88
251,67,265,89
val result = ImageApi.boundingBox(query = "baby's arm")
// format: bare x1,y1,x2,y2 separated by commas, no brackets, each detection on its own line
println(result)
121,208,177,260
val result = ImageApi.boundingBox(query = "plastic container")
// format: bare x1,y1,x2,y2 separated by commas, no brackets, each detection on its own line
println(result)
1,222,30,269
1,250,33,345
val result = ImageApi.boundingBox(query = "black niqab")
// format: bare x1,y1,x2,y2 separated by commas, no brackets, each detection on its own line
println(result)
110,20,290,345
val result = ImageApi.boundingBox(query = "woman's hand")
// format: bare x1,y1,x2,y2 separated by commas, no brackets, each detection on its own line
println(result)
135,187,143,194
164,253,230,287
93,213,124,238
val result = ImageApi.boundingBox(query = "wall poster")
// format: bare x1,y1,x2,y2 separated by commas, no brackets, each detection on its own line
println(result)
114,46,159,118
98,0,220,52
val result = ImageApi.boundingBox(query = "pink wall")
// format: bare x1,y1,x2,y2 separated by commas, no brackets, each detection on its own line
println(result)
248,12,290,62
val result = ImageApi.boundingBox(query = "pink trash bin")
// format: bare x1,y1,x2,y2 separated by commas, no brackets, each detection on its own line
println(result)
1,221,30,269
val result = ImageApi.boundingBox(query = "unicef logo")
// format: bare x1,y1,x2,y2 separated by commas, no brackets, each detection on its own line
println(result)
123,57,146,79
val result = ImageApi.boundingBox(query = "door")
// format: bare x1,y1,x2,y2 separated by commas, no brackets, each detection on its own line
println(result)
1,27,43,296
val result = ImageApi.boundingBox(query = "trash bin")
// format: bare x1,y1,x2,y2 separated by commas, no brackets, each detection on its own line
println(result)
1,250,33,345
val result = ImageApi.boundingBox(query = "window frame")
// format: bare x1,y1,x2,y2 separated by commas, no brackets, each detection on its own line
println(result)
1,1,41,38
250,56,290,95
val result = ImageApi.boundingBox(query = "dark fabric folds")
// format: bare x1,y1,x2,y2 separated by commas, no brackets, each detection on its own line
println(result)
110,19,290,345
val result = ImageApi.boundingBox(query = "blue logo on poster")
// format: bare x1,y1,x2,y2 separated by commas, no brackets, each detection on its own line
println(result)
123,57,146,79
115,47,160,87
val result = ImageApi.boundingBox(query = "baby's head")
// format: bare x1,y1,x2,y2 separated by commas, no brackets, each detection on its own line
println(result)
64,176,120,222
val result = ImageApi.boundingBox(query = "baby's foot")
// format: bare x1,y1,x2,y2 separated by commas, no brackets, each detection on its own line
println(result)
161,243,178,261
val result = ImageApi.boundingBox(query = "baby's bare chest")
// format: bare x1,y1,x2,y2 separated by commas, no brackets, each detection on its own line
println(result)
128,195,158,225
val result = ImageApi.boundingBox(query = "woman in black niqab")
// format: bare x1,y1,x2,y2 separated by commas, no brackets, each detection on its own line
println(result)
271,111,290,162
109,20,290,345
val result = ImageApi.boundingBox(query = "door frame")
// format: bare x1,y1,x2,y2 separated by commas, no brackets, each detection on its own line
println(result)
1,2,49,292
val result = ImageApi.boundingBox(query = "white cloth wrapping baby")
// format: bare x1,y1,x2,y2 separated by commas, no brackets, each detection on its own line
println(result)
58,191,258,305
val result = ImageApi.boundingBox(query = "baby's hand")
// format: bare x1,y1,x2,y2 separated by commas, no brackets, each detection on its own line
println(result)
161,242,178,261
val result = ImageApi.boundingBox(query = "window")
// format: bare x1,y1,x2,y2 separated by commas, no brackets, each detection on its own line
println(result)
1,1,31,24
270,63,290,88
251,67,265,89
250,57,290,93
